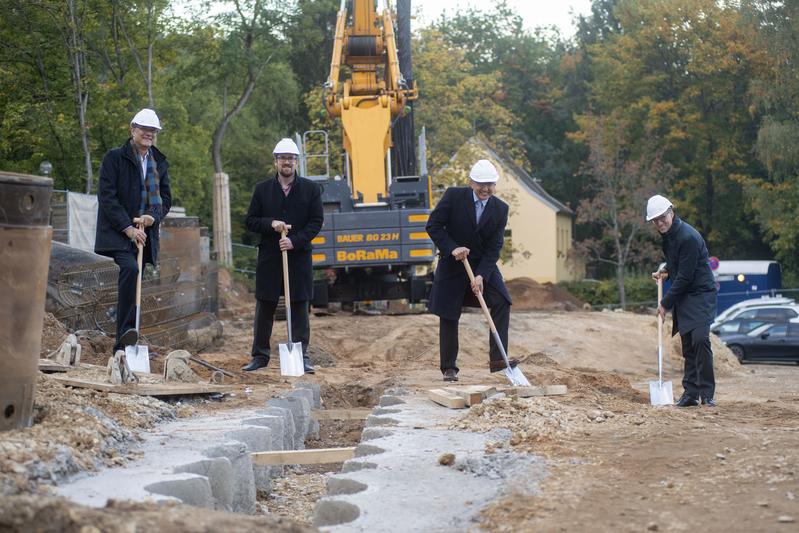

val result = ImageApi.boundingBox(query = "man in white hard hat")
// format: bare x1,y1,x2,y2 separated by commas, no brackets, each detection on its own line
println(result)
242,138,324,373
426,159,517,382
95,108,171,353
647,194,717,407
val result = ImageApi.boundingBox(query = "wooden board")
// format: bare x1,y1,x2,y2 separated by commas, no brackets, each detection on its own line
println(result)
428,388,467,409
442,385,498,406
251,447,356,465
38,359,71,373
501,384,568,398
311,408,372,421
51,376,234,397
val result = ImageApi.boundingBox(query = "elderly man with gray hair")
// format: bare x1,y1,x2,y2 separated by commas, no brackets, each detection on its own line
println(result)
648,194,717,407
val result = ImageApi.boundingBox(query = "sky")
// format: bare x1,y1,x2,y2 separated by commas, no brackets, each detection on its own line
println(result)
412,0,594,39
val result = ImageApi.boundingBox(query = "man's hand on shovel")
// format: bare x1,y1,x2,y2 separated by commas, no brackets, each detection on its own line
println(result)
274,222,294,251
128,217,150,246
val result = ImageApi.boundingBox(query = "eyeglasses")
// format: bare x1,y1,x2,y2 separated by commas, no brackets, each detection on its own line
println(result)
133,125,159,134
474,182,496,189
651,212,671,224
275,155,297,162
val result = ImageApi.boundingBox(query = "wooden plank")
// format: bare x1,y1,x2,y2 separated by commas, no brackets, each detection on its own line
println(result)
251,447,356,465
311,408,372,421
442,387,484,406
51,376,234,396
38,359,71,373
428,388,467,409
502,384,568,398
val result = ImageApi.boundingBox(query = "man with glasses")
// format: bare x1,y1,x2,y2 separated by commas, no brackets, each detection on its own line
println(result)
95,108,172,354
647,194,717,407
426,159,516,382
242,138,324,373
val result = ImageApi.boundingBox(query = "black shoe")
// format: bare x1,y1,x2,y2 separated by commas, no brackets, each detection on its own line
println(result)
675,394,699,407
443,369,459,382
701,396,717,407
241,356,269,372
119,328,138,347
303,360,316,374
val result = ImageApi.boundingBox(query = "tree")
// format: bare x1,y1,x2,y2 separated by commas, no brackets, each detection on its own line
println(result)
572,113,672,307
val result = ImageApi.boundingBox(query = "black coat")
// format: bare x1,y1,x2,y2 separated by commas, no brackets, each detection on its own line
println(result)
246,173,324,302
661,217,717,336
426,186,512,320
94,140,172,265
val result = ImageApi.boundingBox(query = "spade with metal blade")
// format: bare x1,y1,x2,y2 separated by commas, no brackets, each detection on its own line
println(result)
123,217,150,374
649,277,673,406
463,259,530,387
278,228,304,377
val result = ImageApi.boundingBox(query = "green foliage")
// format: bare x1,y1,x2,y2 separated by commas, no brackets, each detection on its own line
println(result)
559,274,657,308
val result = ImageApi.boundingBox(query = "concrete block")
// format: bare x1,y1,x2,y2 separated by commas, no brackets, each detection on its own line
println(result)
326,477,368,496
261,407,296,451
224,428,272,495
372,407,401,416
354,444,385,458
313,499,360,527
361,428,393,441
174,458,233,511
267,397,310,448
144,475,214,508
204,442,256,515
378,395,405,407
288,390,319,439
288,387,315,408
294,381,322,408
365,415,399,427
341,461,377,473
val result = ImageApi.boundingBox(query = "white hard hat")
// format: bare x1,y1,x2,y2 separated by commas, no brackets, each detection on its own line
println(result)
273,138,300,156
646,194,673,221
469,159,499,183
130,108,161,130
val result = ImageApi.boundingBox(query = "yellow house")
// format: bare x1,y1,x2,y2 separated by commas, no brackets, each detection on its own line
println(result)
437,137,582,283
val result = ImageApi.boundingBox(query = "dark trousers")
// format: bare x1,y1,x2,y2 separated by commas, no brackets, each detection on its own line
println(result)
680,325,715,399
111,247,139,352
251,299,310,362
440,283,510,372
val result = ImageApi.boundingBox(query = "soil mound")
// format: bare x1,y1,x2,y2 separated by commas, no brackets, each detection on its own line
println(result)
506,277,584,311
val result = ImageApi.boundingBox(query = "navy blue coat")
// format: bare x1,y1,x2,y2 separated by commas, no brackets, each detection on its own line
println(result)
661,217,717,336
245,174,324,302
426,186,512,320
94,140,172,265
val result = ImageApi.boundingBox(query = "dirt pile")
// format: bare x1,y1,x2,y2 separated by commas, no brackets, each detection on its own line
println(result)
505,277,584,311
0,375,175,496
39,312,70,357
0,496,311,533
218,268,252,315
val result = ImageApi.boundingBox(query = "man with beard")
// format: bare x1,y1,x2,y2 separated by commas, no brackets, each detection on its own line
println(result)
241,138,324,373
95,108,171,354
648,194,717,407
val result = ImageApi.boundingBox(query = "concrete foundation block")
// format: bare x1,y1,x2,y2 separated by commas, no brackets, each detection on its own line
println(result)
326,477,368,496
313,499,361,527
204,442,256,515
261,407,296,451
267,397,310,449
144,474,215,508
378,395,406,407
354,444,385,458
361,428,393,441
225,428,272,494
365,415,399,427
294,381,322,408
372,407,401,416
341,460,377,473
174,458,233,511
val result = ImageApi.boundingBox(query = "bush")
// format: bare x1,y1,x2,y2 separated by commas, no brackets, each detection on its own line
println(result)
558,274,658,308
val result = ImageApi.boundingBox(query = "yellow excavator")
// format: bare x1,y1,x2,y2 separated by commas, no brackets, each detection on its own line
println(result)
304,0,434,306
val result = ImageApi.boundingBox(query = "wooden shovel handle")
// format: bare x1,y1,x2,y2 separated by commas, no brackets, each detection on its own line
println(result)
462,259,498,336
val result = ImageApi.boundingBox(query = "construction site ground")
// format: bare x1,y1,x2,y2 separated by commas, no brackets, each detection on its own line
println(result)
2,277,798,532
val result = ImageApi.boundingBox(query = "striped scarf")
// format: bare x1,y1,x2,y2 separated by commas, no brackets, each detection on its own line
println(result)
139,149,162,217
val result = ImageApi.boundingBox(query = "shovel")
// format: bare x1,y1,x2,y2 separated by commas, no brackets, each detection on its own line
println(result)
124,218,150,374
649,277,673,406
463,259,530,387
278,228,304,377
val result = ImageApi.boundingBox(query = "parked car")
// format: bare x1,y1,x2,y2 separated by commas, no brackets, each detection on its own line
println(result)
711,296,795,331
711,303,799,334
721,322,799,364
712,318,769,336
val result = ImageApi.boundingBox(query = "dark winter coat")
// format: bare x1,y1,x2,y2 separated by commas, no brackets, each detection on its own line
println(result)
94,140,172,265
245,173,324,302
426,186,512,320
660,217,717,336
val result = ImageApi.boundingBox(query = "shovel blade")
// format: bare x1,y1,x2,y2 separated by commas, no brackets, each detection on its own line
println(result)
649,380,674,406
125,344,150,373
504,365,531,387
279,342,305,377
